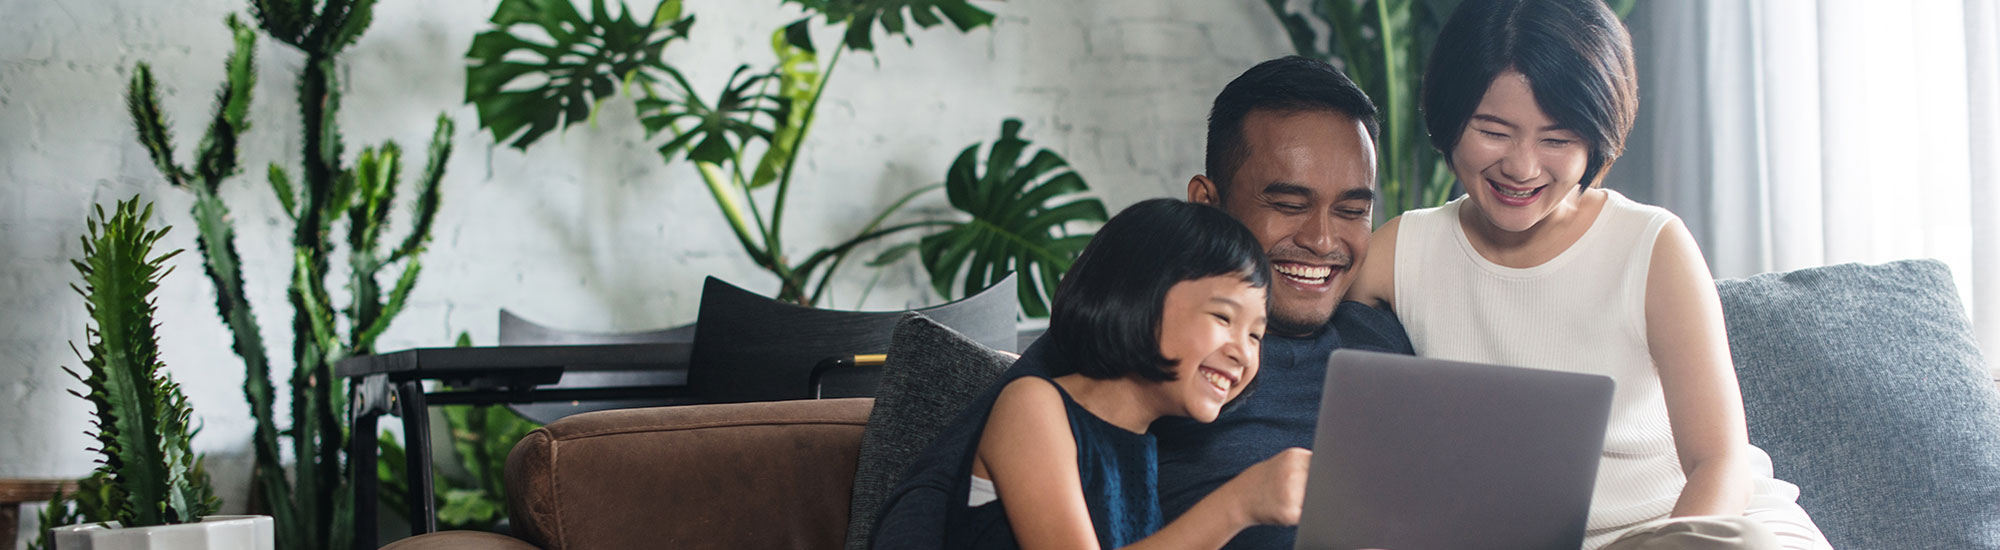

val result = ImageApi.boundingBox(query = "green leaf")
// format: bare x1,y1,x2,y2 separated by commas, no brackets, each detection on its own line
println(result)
783,0,996,52
464,0,695,149
637,65,782,166
918,119,1105,317
749,30,822,190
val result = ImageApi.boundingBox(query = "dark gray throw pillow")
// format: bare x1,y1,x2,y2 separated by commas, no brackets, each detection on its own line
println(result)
844,313,1015,550
1718,259,2000,550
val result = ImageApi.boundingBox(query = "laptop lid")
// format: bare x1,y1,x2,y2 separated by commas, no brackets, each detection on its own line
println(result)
1294,350,1615,550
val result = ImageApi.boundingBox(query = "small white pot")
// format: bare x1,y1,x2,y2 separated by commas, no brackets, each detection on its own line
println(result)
50,515,273,550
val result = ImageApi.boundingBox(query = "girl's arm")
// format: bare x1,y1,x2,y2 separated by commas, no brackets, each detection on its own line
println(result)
981,380,1310,550
1347,216,1403,309
1643,218,1755,517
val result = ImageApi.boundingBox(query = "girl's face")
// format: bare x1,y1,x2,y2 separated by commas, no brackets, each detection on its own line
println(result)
1156,275,1266,423
1452,70,1592,233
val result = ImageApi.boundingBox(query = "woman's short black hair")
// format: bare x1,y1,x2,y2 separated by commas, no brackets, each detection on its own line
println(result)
1422,0,1638,188
1049,198,1271,382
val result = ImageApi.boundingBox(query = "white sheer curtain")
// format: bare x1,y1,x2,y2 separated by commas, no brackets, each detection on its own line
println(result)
1632,0,2000,371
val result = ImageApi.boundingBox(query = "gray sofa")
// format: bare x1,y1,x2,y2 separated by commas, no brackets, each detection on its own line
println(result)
1719,259,2000,549
383,259,2000,550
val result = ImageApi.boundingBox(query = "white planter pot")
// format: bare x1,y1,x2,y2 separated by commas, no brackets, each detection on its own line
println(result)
50,515,273,550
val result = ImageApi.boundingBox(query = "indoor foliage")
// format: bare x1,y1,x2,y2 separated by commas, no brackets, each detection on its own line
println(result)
31,199,220,549
462,0,1100,314
121,1,458,548
1261,0,1631,222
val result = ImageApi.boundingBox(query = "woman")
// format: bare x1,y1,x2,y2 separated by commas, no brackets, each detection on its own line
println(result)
1347,0,1832,548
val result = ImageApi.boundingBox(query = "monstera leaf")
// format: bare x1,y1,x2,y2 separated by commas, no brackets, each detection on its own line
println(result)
781,0,995,52
912,119,1105,317
637,65,786,166
465,0,694,149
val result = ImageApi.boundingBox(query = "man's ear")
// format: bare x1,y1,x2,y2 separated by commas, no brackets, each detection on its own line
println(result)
1188,175,1222,206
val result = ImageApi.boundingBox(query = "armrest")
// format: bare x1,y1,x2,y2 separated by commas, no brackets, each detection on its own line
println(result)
507,398,874,550
380,530,542,550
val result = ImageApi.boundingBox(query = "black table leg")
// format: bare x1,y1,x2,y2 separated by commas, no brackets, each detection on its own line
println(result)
398,379,438,536
349,373,394,550
350,380,378,550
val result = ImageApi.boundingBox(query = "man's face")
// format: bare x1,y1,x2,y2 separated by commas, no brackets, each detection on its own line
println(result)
1189,109,1377,337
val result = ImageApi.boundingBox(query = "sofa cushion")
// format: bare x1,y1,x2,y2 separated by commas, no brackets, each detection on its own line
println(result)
844,313,1015,550
505,398,873,550
1718,259,2000,550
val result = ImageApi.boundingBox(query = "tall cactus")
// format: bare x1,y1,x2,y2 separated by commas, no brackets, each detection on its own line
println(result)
125,2,455,548
64,198,221,528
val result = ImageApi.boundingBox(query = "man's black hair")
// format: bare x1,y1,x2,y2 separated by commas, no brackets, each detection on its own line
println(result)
1049,198,1272,382
1205,55,1381,198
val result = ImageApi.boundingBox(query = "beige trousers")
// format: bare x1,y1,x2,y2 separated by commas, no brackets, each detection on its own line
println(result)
1596,511,1833,550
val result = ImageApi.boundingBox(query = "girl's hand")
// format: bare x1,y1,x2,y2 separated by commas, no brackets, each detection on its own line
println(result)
1229,447,1313,526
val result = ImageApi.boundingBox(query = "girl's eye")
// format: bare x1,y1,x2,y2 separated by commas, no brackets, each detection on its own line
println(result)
1211,312,1231,325
1543,138,1574,147
1478,129,1508,139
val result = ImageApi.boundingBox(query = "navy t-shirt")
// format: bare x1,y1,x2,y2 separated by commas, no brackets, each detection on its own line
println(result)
1150,301,1414,550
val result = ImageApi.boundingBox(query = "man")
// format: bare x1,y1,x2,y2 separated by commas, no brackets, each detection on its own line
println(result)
1151,55,1415,549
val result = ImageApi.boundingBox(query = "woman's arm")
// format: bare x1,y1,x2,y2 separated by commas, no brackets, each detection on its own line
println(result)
1347,216,1402,309
981,380,1310,550
1644,218,1754,517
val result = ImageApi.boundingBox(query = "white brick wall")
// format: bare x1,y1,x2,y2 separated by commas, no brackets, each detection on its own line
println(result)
0,0,1290,536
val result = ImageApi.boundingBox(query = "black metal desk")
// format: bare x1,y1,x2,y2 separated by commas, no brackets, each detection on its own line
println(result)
335,343,693,549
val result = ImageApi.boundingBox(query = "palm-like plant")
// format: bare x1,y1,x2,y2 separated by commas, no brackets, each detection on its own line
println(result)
463,0,1099,314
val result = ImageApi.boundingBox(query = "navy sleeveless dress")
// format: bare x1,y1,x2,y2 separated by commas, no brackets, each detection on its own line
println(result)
872,354,1163,550
951,376,1163,549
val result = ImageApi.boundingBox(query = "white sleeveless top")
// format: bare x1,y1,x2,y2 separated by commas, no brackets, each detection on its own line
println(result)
1392,190,1782,533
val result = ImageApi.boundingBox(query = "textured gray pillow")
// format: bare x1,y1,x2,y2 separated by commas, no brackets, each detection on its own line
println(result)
844,313,1015,550
1718,259,2000,550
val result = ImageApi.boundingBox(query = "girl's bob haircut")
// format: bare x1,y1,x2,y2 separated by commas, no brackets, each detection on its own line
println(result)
1048,198,1272,382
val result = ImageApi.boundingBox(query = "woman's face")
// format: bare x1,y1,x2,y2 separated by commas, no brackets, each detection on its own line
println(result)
1451,70,1592,233
1156,275,1266,423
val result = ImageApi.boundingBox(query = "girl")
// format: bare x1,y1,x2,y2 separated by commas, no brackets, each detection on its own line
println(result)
875,198,1311,549
1347,1,1831,548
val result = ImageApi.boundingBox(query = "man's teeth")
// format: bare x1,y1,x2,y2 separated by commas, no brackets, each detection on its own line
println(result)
1274,264,1332,282
1202,370,1233,391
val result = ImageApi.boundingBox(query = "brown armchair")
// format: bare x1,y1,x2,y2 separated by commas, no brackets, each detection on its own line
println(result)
383,398,874,550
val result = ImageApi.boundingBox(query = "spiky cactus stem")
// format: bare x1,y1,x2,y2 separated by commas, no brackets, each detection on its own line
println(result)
126,2,454,548
65,198,221,528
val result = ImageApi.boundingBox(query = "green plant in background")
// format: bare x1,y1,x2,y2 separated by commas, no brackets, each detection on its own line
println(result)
1260,0,1631,223
375,334,542,532
463,0,1100,314
874,119,1107,317
123,1,458,548
30,199,221,549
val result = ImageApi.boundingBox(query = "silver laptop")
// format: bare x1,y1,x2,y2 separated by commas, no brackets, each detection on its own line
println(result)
1294,350,1615,550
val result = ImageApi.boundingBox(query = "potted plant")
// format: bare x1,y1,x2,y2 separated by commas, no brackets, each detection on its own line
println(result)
40,198,273,550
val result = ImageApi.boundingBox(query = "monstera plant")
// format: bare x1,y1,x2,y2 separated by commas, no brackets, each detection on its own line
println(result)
463,0,1101,314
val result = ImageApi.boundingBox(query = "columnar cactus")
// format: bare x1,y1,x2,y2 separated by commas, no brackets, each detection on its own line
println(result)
124,3,455,548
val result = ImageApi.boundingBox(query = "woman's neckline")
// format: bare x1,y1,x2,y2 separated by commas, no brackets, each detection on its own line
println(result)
1449,188,1619,276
